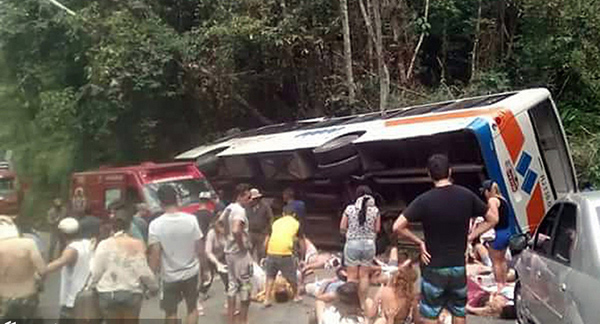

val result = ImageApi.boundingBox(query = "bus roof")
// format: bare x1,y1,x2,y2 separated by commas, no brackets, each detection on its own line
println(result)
176,88,551,160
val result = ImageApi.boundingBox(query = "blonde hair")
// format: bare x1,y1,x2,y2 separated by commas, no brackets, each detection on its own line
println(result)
489,182,501,197
391,265,418,298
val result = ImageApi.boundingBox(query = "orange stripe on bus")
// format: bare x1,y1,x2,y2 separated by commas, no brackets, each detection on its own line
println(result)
385,106,526,164
498,110,525,163
526,183,544,233
384,107,502,127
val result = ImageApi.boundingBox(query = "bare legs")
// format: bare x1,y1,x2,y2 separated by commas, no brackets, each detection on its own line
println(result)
239,300,250,324
227,296,236,324
263,278,274,307
452,316,466,324
358,266,371,308
489,248,508,291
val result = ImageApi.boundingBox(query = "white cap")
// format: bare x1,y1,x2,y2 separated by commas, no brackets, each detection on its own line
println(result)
250,188,262,199
199,191,212,200
58,217,79,235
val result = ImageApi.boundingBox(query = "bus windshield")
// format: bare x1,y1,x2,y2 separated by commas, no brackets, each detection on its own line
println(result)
0,178,15,195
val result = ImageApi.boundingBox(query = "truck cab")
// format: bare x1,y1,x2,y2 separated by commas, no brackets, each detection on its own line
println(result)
0,162,21,216
71,162,217,220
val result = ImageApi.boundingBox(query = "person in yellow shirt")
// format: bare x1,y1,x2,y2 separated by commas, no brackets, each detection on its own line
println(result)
263,209,303,307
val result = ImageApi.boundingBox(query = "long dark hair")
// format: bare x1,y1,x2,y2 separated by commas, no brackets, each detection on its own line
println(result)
334,282,363,319
355,185,372,226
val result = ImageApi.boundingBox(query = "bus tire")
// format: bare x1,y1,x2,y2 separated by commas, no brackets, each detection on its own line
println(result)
312,134,360,165
318,154,361,178
196,155,220,175
195,147,227,175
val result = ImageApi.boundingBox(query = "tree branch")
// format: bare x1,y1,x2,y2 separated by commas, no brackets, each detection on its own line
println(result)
233,94,273,125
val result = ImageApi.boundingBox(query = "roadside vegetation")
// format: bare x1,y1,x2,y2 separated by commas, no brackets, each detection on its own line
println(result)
0,0,599,221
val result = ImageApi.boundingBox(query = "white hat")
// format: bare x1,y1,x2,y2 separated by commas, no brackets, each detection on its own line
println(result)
250,188,262,199
198,191,212,200
58,217,79,235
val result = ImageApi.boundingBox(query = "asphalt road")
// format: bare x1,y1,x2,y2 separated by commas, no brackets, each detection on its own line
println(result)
38,272,513,324
35,232,514,324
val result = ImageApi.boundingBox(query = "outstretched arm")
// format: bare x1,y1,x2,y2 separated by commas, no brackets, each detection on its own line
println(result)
45,248,77,275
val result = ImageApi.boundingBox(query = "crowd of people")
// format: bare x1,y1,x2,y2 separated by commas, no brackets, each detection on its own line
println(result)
0,153,520,324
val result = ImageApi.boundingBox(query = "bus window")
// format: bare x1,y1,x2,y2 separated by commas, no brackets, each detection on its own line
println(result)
528,99,576,197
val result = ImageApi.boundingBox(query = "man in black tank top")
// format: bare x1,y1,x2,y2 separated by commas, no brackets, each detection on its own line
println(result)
393,154,498,324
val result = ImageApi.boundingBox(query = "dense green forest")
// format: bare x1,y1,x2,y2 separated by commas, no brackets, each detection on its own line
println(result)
0,0,599,219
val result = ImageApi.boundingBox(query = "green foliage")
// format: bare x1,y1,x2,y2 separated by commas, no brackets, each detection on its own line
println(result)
1,0,600,224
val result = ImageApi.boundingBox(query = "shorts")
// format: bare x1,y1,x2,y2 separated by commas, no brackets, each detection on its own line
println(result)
226,252,253,301
0,294,38,320
490,228,512,251
98,291,143,318
420,266,467,319
344,239,376,267
160,274,199,314
265,255,297,285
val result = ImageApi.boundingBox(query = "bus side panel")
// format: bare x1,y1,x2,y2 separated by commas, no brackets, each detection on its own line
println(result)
493,111,555,233
468,118,521,235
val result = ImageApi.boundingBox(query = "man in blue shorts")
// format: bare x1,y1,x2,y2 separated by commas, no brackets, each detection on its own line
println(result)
393,154,498,324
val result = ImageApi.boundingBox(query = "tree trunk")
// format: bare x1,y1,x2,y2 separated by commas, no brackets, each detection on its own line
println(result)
281,0,287,16
340,0,356,102
359,0,389,111
471,0,482,81
367,0,374,73
372,0,389,111
391,7,407,85
406,0,429,81
498,0,506,59
441,18,448,83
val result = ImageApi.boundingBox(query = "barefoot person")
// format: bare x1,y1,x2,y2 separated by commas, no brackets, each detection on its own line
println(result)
314,282,367,324
478,180,513,292
366,260,418,324
340,186,381,307
220,183,253,324
393,154,497,324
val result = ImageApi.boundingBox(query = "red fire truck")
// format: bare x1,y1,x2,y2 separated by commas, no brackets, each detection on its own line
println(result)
70,162,217,219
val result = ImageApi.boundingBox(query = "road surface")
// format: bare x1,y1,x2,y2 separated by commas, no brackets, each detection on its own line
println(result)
35,232,514,324
38,271,513,324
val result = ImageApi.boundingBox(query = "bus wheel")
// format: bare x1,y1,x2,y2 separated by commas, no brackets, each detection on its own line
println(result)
313,133,361,165
318,154,361,178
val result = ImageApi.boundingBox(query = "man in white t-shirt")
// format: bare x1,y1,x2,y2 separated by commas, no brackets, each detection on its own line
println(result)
149,185,203,324
218,183,252,324
45,217,93,323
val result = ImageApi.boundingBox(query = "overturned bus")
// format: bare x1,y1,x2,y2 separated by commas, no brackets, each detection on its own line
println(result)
176,88,577,247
